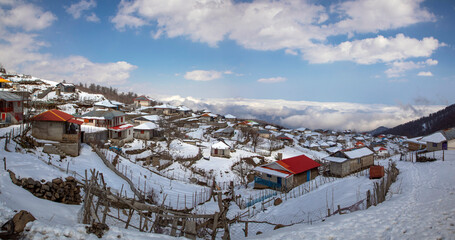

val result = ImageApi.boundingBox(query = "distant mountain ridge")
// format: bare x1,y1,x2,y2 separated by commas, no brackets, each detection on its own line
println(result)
369,126,389,136
382,103,455,138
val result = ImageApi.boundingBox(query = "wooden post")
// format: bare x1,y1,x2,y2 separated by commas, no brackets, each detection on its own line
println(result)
337,205,341,215
366,190,371,209
3,157,6,170
244,221,248,237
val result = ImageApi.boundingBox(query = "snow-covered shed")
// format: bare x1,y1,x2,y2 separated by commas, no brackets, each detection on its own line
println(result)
133,122,160,140
210,141,230,158
421,132,447,152
325,147,374,177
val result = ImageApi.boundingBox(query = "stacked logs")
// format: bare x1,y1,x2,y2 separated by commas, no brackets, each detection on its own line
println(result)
9,171,82,204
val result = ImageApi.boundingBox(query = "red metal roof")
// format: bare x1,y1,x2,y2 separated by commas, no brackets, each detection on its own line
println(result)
67,118,84,125
109,124,133,131
276,155,320,174
31,109,76,122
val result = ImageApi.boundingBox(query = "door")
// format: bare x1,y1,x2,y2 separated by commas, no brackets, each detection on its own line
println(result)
277,177,282,187
1,113,5,121
307,171,311,181
442,142,448,150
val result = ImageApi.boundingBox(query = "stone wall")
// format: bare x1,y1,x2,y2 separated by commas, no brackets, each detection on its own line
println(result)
9,171,82,205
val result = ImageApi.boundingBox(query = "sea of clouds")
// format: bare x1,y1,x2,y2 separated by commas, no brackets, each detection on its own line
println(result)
158,95,445,132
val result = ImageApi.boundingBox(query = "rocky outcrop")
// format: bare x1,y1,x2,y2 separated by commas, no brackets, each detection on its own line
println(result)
9,171,82,205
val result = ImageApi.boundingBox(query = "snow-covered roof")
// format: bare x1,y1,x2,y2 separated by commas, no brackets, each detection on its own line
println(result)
224,114,236,119
343,147,374,159
0,91,22,101
134,122,158,130
324,156,348,163
253,166,291,178
135,115,160,122
94,100,117,108
177,106,191,111
211,141,230,149
110,100,123,106
154,103,177,109
326,146,341,153
420,132,447,143
295,127,307,132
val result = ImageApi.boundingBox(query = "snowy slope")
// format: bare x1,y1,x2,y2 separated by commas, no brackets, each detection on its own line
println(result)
247,152,455,239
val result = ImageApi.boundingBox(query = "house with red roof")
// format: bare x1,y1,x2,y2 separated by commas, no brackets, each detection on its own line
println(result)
31,109,83,156
253,154,320,191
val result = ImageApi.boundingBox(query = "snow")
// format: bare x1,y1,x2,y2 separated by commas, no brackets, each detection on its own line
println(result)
133,122,158,130
254,166,291,178
211,141,230,150
420,132,446,143
249,152,455,239
343,147,374,159
324,156,348,163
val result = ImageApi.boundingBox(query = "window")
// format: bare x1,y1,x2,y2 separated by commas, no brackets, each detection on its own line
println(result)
432,143,437,147
357,159,361,164
266,174,271,178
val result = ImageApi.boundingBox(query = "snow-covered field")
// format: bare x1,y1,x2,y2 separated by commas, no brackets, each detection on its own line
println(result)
243,152,455,239
1,120,454,239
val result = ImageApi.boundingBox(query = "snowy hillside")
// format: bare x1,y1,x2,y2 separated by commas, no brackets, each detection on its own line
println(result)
249,151,455,239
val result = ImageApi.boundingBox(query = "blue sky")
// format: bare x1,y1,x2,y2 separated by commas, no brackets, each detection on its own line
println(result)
1,0,454,107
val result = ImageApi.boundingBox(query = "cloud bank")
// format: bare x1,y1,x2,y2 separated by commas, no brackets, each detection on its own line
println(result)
159,95,445,132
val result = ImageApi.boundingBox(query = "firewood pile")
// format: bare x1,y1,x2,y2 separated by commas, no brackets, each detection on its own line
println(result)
9,171,82,204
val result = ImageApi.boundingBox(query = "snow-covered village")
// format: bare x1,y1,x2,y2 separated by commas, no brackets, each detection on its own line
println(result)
2,0,455,239
0,69,454,239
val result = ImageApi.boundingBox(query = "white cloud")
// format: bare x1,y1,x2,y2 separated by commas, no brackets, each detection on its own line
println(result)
0,2,56,31
285,49,298,56
417,71,433,77
257,77,286,83
304,34,441,64
0,2,136,85
65,0,96,19
385,58,438,78
111,0,440,64
157,95,444,132
330,0,435,35
86,12,100,22
184,70,223,81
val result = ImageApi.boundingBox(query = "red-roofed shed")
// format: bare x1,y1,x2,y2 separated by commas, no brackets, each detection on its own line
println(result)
254,154,320,191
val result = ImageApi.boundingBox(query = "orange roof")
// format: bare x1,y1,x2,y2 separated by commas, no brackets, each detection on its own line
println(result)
0,77,11,83
31,109,78,123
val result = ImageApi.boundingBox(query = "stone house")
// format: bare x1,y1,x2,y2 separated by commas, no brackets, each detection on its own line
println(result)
133,122,161,140
254,154,320,191
31,109,83,156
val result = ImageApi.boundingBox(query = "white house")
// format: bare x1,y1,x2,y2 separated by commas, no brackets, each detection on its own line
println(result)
211,141,230,158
